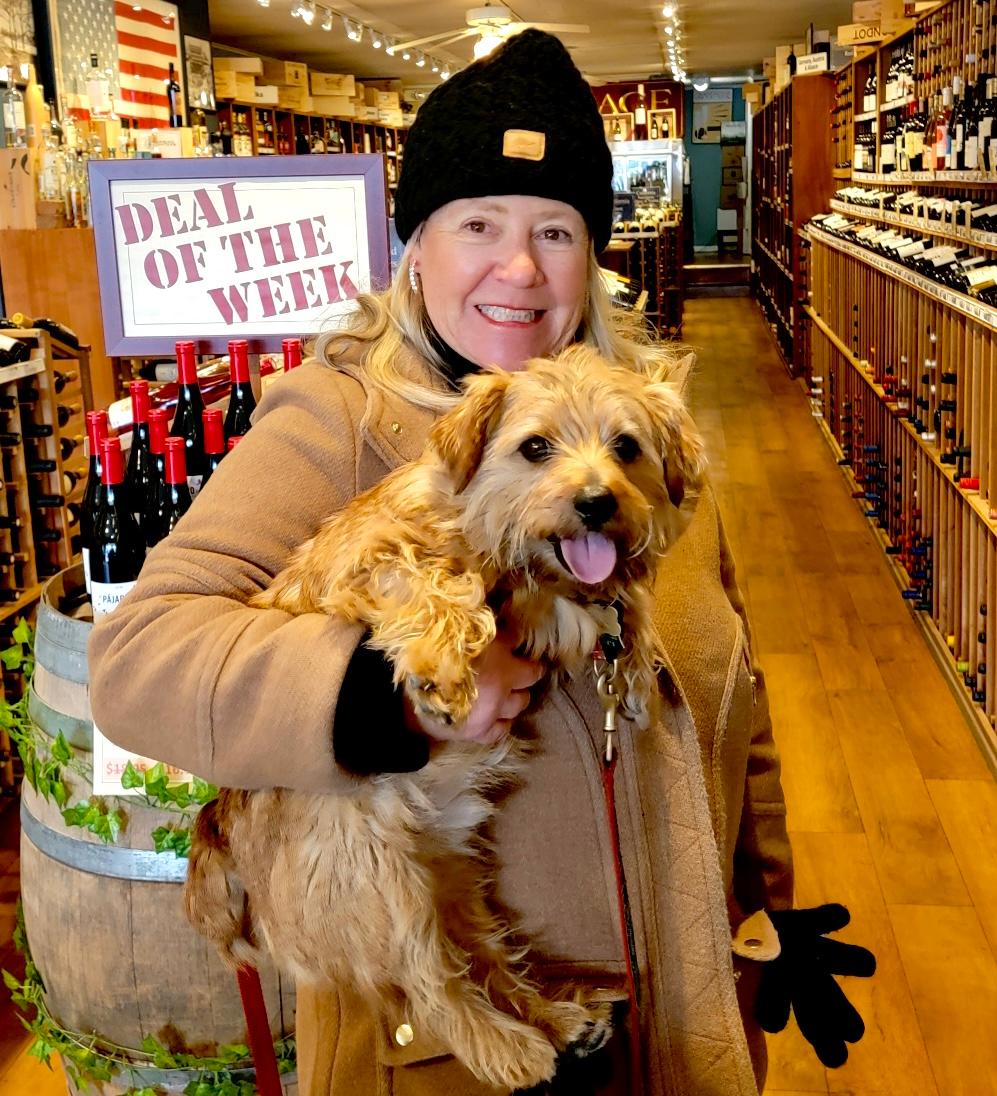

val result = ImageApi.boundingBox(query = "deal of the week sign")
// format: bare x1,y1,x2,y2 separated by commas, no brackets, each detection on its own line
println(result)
89,156,391,355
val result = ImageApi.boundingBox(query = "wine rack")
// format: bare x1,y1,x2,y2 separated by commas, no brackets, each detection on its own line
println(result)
804,227,997,767
751,73,835,375
832,65,854,179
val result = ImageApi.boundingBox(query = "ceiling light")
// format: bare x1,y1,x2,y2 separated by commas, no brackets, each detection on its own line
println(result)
321,8,333,29
257,0,270,6
343,16,362,41
401,47,411,60
440,67,450,80
431,60,440,73
662,3,676,16
371,31,383,48
664,24,674,35
385,42,395,55
298,0,315,25
415,51,426,67
691,73,710,91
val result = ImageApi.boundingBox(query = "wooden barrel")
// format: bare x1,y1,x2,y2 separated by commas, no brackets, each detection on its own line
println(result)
20,565,297,1095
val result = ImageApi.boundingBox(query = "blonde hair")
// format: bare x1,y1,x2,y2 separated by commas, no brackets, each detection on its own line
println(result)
312,239,689,415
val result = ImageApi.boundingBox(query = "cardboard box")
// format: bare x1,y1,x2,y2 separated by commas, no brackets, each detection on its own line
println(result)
719,184,740,210
213,68,255,101
311,94,355,117
253,84,280,106
378,108,404,126
135,127,194,158
376,91,400,110
722,164,743,185
721,144,744,167
775,45,793,89
310,72,355,96
742,81,763,105
213,56,264,75
261,59,308,87
0,149,36,229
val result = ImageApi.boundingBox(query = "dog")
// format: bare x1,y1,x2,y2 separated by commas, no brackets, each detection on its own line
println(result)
184,345,706,1090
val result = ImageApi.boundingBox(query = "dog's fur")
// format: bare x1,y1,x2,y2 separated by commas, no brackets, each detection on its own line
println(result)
184,346,705,1090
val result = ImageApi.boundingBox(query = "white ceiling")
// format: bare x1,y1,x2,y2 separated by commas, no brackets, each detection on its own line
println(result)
207,0,857,86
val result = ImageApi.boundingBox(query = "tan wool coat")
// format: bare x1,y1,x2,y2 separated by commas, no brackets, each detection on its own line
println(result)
88,344,793,1096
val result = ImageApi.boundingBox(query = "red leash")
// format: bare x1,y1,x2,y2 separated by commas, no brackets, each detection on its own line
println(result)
236,964,284,1096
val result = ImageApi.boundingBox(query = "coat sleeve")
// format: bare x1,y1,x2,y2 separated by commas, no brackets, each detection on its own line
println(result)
87,364,376,793
716,513,795,914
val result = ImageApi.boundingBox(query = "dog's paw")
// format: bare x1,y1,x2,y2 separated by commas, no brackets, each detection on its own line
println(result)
469,1024,558,1090
405,674,476,727
532,997,615,1057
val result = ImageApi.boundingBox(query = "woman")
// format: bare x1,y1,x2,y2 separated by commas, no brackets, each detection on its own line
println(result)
89,30,792,1096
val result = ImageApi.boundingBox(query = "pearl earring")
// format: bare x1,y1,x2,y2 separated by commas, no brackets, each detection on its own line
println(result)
408,264,419,294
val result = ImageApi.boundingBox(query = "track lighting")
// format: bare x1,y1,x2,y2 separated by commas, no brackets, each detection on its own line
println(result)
415,52,426,67
371,31,383,48
321,8,332,30
662,3,675,16
440,67,450,80
257,0,270,6
431,60,440,73
401,47,411,60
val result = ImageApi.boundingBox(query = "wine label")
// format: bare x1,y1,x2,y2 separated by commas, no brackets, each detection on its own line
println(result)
91,722,194,797
966,137,980,170
91,579,137,620
187,474,204,498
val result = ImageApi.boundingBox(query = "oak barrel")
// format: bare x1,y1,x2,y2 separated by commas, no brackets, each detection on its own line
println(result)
19,564,296,1094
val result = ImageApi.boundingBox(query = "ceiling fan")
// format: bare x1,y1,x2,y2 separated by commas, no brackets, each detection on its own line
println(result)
387,4,590,61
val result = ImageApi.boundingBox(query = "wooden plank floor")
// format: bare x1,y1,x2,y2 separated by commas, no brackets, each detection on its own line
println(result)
1,296,996,1095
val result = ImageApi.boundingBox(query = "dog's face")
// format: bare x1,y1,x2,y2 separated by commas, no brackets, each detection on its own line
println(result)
430,346,706,596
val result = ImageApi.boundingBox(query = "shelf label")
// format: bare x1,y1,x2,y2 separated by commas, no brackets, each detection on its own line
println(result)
837,21,883,45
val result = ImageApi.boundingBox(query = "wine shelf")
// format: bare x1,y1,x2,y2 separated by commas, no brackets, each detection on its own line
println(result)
828,199,997,253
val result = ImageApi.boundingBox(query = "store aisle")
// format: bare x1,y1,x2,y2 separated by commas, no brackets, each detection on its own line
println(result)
683,297,997,1096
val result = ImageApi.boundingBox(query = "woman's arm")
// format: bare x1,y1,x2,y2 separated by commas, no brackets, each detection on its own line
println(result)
88,365,374,793
716,514,795,914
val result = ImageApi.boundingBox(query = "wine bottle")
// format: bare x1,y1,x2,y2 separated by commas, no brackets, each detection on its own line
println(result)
126,381,154,537
159,438,193,541
10,313,80,349
53,370,78,394
223,339,257,443
143,408,169,552
202,408,225,488
0,515,22,530
169,340,207,495
89,437,144,620
167,62,183,128
61,434,85,460
283,337,302,371
227,436,243,452
0,333,31,367
81,409,108,594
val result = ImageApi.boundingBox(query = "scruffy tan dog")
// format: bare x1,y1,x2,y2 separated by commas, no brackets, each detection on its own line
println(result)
184,345,705,1090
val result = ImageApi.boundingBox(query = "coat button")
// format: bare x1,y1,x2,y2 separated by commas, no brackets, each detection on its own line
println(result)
395,1023,414,1047
390,421,403,435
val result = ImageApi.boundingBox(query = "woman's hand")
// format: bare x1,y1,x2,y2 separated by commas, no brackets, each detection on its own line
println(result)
402,628,543,745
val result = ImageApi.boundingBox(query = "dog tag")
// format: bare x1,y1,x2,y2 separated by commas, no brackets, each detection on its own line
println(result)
597,667,620,763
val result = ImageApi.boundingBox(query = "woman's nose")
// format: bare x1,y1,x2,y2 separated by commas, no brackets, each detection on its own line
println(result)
495,245,542,286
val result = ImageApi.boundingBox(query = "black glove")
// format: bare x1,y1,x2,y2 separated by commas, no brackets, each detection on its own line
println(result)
755,903,876,1068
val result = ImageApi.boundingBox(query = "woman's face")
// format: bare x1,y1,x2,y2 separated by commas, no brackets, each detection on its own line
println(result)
410,195,590,372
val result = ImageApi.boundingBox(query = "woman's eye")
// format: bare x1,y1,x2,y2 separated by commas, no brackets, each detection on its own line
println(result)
613,434,641,463
540,228,571,242
463,220,489,234
519,436,553,462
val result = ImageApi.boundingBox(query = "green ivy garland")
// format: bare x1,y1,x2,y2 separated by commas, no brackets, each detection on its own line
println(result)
0,624,296,1092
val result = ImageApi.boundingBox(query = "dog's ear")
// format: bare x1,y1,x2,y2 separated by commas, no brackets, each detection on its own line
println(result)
430,370,511,492
643,381,707,509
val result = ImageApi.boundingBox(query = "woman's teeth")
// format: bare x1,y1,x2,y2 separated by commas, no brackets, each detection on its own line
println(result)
477,305,540,323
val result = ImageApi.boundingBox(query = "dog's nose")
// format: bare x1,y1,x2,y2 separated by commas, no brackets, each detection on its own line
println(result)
574,488,618,530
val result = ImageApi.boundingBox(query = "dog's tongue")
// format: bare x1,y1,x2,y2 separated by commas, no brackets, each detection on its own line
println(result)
559,534,617,584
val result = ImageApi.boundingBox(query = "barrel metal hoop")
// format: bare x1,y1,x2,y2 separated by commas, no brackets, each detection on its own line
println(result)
35,602,91,683
20,799,189,883
28,686,93,751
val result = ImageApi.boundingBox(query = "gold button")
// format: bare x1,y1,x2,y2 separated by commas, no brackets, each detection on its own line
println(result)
390,421,402,435
394,1023,414,1047
744,937,763,949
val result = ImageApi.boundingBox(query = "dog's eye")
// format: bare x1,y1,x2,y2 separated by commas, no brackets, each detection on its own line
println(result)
613,434,641,463
518,436,553,462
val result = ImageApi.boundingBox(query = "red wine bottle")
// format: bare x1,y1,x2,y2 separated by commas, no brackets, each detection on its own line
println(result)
0,333,31,367
81,409,108,593
143,407,169,551
223,339,256,443
227,436,243,452
126,381,154,536
53,370,78,394
89,437,144,619
202,408,224,487
169,340,206,495
160,437,193,540
282,337,302,371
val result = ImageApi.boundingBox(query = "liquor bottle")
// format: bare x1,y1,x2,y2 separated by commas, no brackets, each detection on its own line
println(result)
142,408,169,551
80,409,108,593
283,337,303,371
202,408,225,487
166,62,183,128
125,380,154,536
0,332,31,367
788,46,797,77
223,339,257,443
159,438,193,540
89,437,144,620
85,53,112,118
169,340,207,494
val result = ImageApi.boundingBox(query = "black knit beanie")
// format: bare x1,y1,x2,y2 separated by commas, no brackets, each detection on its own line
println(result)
394,29,613,251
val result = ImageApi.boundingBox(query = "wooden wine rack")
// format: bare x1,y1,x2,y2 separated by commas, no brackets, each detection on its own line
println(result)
751,73,835,374
804,228,997,769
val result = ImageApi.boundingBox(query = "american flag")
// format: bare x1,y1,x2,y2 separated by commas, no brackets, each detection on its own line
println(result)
58,0,184,129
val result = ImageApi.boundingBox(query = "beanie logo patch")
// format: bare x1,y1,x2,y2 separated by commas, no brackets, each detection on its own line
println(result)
503,129,546,162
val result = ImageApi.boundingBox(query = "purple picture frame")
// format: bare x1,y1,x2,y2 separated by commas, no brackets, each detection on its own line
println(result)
88,155,390,356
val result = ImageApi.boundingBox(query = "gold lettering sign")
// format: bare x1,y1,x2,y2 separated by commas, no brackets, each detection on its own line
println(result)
503,129,546,161
598,92,622,115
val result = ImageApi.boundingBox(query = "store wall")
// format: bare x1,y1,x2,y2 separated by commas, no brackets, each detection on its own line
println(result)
683,86,746,251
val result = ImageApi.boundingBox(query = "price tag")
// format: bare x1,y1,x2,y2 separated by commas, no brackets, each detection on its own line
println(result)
91,724,194,796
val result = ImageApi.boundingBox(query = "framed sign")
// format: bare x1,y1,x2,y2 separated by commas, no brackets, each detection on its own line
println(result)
692,88,733,144
184,34,216,112
88,155,390,355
